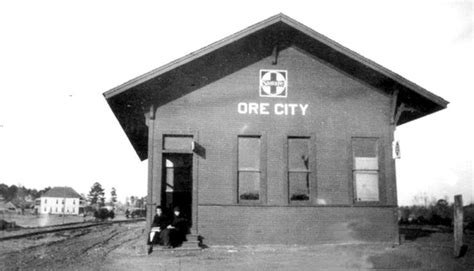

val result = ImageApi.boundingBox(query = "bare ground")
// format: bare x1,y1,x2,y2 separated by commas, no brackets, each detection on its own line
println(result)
1,221,473,270
0,222,144,271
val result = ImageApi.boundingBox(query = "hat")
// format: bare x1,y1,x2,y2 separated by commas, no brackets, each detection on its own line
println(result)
173,206,180,212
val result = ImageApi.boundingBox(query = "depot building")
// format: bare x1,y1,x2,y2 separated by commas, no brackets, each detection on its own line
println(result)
104,14,448,245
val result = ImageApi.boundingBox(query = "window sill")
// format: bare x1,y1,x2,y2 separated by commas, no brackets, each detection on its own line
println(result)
237,200,263,206
353,201,383,207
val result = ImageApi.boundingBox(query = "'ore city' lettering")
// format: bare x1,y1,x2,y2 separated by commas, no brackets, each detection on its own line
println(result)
237,102,309,116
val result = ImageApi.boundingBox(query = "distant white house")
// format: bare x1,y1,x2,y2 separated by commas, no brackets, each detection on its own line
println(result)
39,187,82,215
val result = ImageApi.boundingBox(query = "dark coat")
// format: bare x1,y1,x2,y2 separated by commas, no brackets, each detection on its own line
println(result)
151,214,169,229
170,215,189,244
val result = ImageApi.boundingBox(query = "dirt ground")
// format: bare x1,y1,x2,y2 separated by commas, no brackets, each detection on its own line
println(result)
0,213,128,228
1,221,473,270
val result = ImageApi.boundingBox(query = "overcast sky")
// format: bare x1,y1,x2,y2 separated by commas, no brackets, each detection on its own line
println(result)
0,0,472,205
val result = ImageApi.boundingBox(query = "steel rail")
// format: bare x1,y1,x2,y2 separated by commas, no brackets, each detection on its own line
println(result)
0,218,145,241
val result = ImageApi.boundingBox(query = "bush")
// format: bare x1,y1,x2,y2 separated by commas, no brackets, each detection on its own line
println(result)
466,221,474,230
398,199,454,226
0,219,19,231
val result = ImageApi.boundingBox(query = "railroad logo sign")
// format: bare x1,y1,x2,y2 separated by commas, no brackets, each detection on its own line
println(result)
392,140,401,159
259,70,287,98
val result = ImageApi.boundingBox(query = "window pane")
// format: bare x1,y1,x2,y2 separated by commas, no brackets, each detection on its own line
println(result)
289,138,310,170
355,172,379,201
163,135,193,150
238,137,260,170
238,172,260,201
354,157,378,170
165,167,174,192
353,138,377,157
289,172,310,201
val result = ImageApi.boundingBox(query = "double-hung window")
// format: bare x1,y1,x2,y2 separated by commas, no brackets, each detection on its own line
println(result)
237,136,261,202
288,137,311,203
352,137,379,202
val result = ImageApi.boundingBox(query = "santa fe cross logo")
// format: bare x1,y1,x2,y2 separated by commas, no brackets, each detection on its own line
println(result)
259,70,288,98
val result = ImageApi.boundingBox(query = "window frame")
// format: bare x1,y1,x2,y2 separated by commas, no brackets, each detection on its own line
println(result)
162,134,194,152
236,134,267,205
286,135,317,205
351,136,382,204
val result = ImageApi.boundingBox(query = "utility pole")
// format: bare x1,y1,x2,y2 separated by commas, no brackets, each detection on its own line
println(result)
62,186,66,225
453,194,463,257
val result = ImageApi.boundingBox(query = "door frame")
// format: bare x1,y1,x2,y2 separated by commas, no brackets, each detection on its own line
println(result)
153,130,199,234
161,152,193,221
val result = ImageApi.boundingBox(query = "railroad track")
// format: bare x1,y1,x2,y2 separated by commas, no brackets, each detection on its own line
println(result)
0,218,145,241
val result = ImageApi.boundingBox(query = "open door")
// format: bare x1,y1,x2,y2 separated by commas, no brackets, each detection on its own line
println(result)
161,153,193,224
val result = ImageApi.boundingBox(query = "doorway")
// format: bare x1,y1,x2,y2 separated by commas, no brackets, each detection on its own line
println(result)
161,153,193,224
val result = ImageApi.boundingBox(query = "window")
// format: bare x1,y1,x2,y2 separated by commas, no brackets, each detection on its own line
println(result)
56,199,58,204
352,137,379,202
56,207,58,212
62,199,65,204
288,137,311,202
238,136,261,202
44,199,47,204
165,158,175,192
73,207,75,212
73,200,75,205
163,135,193,151
44,208,46,212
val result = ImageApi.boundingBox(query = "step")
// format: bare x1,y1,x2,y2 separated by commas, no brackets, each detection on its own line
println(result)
147,233,205,254
181,242,200,249
186,234,200,239
150,246,202,253
183,239,200,244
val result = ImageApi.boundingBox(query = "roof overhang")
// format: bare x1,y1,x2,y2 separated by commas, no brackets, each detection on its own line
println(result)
104,13,449,161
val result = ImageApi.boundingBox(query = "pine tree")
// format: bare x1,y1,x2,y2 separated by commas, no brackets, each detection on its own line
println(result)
87,182,105,208
110,187,117,205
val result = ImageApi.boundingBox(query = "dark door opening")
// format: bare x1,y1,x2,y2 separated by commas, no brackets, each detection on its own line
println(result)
161,153,193,224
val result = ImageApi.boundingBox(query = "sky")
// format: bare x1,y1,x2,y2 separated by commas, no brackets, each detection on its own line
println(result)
0,0,472,205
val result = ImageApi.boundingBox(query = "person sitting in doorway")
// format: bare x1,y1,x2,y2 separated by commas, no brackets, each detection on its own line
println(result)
167,206,189,247
147,206,171,254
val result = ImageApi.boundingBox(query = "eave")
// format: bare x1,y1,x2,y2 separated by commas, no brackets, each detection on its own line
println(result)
104,13,448,161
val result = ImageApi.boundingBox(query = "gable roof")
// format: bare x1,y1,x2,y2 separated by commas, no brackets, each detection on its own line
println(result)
42,187,81,199
104,13,448,161
0,201,10,210
0,201,17,210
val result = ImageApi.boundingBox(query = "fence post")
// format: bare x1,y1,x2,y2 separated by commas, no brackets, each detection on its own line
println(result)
453,194,463,257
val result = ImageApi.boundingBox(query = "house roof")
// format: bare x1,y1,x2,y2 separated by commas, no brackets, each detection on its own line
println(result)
42,187,81,199
104,13,448,161
0,201,17,210
0,201,9,210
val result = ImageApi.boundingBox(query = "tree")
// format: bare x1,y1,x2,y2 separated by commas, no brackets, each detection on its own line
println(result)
36,187,51,199
88,182,105,208
5,185,18,202
412,192,436,207
110,187,117,205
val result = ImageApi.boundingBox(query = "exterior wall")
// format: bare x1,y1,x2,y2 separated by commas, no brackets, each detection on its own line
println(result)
151,46,398,244
198,205,399,244
39,197,80,215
